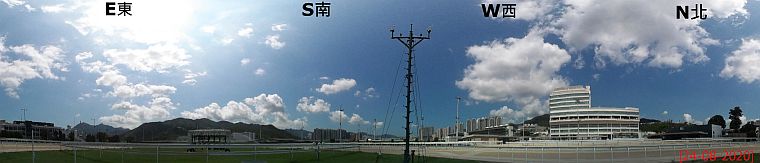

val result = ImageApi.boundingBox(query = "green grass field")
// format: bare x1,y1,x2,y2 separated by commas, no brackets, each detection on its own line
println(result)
0,148,478,163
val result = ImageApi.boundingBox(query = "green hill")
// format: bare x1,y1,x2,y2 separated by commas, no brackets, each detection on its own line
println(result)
523,114,550,127
121,118,295,142
72,123,129,136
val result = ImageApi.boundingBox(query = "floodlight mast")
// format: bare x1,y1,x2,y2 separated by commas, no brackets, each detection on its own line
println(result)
389,24,430,163
339,106,343,143
456,97,461,140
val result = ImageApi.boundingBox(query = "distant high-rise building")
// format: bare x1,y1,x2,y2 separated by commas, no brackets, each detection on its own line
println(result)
418,127,434,141
549,86,639,140
437,127,449,138
466,119,475,132
464,116,503,133
312,128,348,142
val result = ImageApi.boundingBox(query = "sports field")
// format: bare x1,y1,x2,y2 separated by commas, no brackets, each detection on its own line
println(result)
3,140,760,162
0,148,477,163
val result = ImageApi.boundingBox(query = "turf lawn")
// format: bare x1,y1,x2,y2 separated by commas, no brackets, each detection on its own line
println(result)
0,148,479,163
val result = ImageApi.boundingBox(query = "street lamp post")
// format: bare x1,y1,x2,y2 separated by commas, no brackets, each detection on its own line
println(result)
455,97,461,141
21,108,27,122
373,119,377,141
338,106,343,143
21,108,35,163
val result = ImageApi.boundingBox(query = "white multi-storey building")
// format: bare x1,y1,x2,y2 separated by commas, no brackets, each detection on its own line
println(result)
465,116,502,132
549,86,639,140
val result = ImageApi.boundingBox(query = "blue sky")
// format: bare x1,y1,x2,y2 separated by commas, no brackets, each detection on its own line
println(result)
1,0,760,136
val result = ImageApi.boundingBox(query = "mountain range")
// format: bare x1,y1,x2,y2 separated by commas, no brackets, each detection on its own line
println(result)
523,114,550,127
120,118,296,142
71,122,130,136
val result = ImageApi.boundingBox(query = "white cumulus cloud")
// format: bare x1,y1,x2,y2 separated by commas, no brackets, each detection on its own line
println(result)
456,30,569,122
348,113,370,125
182,70,207,86
255,68,266,76
265,35,285,49
1,0,24,8
237,27,253,38
100,97,175,128
40,4,65,13
489,99,548,123
316,78,357,95
181,100,263,124
683,113,703,125
0,37,67,98
296,96,331,113
373,121,384,128
557,0,747,68
270,112,308,129
720,39,760,83
456,30,569,103
221,37,234,46
329,110,348,123
110,84,176,99
77,49,182,129
329,111,369,125
243,94,285,115
95,70,127,87
240,58,251,66
75,52,93,63
354,87,379,100
271,24,288,31
103,44,190,73
181,94,306,129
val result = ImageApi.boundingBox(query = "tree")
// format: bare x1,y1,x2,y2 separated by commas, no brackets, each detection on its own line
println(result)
124,136,135,143
729,106,743,131
739,122,757,137
85,134,96,142
40,129,50,140
108,135,120,142
57,130,66,140
67,131,75,141
96,132,108,142
707,115,726,128
640,122,686,133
